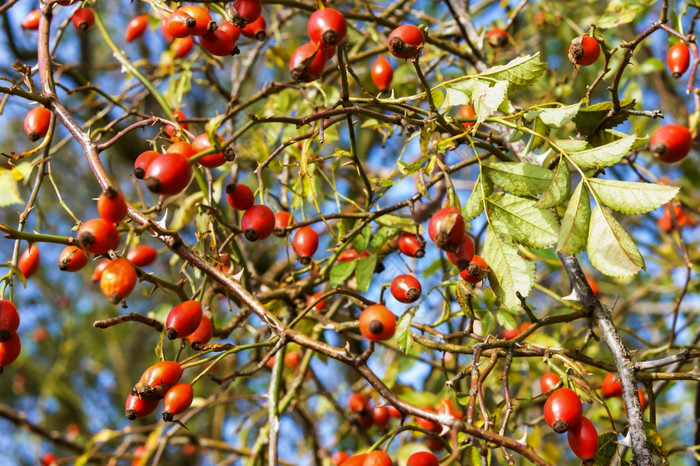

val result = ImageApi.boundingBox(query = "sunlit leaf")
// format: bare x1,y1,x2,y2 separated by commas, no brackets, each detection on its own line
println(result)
589,179,679,215
565,134,636,170
486,193,559,248
483,227,535,312
587,206,645,277
485,162,554,197
533,157,570,209
557,182,590,254
539,102,581,128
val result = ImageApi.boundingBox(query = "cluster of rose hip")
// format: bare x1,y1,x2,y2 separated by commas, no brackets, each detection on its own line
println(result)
0,300,21,372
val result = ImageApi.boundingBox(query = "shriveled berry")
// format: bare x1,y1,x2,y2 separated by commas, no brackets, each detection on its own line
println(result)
58,246,88,272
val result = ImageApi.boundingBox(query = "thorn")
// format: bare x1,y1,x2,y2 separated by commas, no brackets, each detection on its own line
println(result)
563,289,581,302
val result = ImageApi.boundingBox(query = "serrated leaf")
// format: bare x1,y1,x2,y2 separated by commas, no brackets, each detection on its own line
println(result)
479,53,548,90
643,422,668,459
597,0,654,29
329,260,356,287
485,162,554,197
441,81,473,110
589,179,679,215
587,206,645,277
477,308,495,336
462,174,491,221
594,432,618,466
539,102,581,128
352,225,371,252
486,193,559,248
557,182,590,254
553,139,590,152
483,227,535,311
565,134,635,170
355,254,377,292
573,99,636,132
0,170,23,207
533,157,570,209
496,309,517,329
395,310,415,353
472,80,507,123
375,214,416,232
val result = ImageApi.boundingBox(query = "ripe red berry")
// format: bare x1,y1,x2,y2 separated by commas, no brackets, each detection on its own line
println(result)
337,248,358,262
177,5,215,36
231,0,262,27
348,392,369,412
165,300,203,340
371,55,393,91
428,207,465,252
24,107,52,142
284,350,301,367
306,291,327,311
100,257,138,304
144,152,193,195
459,254,488,284
133,150,160,179
667,41,690,78
186,314,214,346
390,274,422,304
0,331,21,369
638,387,647,411
649,124,692,163
359,304,396,342
241,15,266,40
172,36,195,58
92,258,111,282
342,454,368,465
273,211,292,237
416,409,439,432
127,245,157,267
97,187,128,223
58,246,88,272
386,405,401,418
388,25,425,59
167,141,196,159
501,326,520,340
165,109,188,138
293,226,319,264
568,35,600,66
72,8,95,31
191,133,231,168
133,361,183,399
290,42,328,83
125,16,148,42
445,233,475,270
41,453,58,466
398,232,425,257
567,416,599,460
544,387,583,433
226,183,254,211
601,372,622,398
125,394,159,420
200,29,237,56
0,300,19,343
372,406,390,430
407,451,440,466
162,383,194,421
459,105,477,129
219,20,242,43
18,244,40,279
307,8,347,46
364,450,392,466
540,372,561,393
78,218,120,254
165,9,194,39
22,9,41,30
241,205,275,241
486,27,508,48
331,451,350,465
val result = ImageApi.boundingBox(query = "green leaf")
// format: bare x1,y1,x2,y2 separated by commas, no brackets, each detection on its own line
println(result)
557,182,590,254
594,432,618,466
533,157,570,209
393,386,440,407
472,80,508,123
395,310,415,354
539,102,581,128
597,0,654,29
477,308,495,336
565,134,636,170
486,193,559,248
441,81,472,110
170,192,204,231
553,139,590,152
478,53,548,90
355,254,377,293
431,89,445,108
573,99,636,132
483,227,535,312
643,421,668,459
485,162,554,197
496,309,517,329
329,260,356,287
587,206,645,277
462,174,491,221
352,225,371,252
371,227,398,251
375,214,416,232
589,179,679,215
0,170,23,207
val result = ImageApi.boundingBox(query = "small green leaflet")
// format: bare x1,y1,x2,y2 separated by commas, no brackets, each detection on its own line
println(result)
486,193,559,248
539,102,581,128
329,260,356,287
478,53,548,90
395,309,415,354
355,254,377,292
0,170,23,207
643,421,669,460
485,162,554,197
594,432,618,466
557,182,590,254
496,308,517,329
375,214,416,232
472,80,508,124
587,206,645,277
553,139,590,152
565,134,636,170
588,179,679,215
462,174,491,221
533,157,570,209
441,80,472,110
483,227,535,312
573,99,636,132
